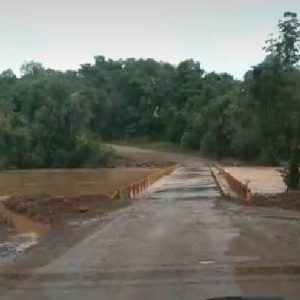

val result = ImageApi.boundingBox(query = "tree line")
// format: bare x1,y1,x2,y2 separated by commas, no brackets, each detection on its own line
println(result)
0,12,299,188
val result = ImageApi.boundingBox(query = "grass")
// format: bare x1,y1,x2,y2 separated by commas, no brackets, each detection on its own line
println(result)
107,139,199,154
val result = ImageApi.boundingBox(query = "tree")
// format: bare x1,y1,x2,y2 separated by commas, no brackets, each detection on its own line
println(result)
0,69,17,84
264,12,300,69
243,57,290,163
264,12,300,189
2,32,300,170
20,61,44,77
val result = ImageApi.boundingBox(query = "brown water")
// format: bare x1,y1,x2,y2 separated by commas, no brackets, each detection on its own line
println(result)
224,166,285,194
0,167,158,245
0,168,158,197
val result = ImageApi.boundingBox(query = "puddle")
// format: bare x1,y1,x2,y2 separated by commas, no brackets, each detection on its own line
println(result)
68,217,100,227
0,202,48,237
155,186,218,193
0,201,49,254
150,190,220,199
12,233,39,252
198,260,215,265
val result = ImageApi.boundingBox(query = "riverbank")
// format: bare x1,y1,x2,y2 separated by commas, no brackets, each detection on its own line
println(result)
0,193,139,266
0,214,15,259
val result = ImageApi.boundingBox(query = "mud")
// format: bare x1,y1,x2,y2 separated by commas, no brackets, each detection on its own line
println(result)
3,195,125,225
0,201,48,235
149,168,220,199
0,215,16,258
251,192,300,211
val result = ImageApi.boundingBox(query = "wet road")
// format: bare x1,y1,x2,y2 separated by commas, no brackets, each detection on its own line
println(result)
2,163,300,299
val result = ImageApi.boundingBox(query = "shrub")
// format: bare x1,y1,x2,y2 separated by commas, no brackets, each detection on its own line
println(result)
231,127,261,160
201,131,218,156
72,132,114,167
180,131,200,150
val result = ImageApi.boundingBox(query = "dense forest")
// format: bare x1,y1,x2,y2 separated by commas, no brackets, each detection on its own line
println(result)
0,12,299,186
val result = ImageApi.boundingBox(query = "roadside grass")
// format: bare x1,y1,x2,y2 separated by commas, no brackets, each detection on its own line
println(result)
107,140,198,154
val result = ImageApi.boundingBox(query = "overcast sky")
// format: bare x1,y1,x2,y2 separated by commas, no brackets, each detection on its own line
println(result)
1,0,300,78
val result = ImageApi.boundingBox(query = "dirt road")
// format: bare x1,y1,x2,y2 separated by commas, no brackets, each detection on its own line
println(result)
1,146,300,299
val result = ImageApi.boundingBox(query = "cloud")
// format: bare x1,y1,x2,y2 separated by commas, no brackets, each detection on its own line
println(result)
1,0,300,77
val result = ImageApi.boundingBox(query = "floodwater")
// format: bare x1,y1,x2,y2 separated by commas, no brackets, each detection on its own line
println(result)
0,168,158,197
224,166,286,194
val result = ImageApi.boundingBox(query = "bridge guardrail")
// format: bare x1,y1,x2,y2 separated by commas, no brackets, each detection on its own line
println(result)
110,164,178,200
212,162,252,201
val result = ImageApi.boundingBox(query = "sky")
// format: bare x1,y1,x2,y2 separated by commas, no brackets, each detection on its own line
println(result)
1,0,300,79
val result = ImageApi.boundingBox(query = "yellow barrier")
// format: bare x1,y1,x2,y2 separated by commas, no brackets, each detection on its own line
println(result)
212,162,252,201
112,164,178,200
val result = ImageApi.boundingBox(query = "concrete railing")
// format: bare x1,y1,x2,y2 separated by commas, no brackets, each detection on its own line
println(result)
212,162,252,201
111,164,178,199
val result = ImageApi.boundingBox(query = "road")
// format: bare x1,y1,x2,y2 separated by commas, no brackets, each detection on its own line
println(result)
1,150,300,299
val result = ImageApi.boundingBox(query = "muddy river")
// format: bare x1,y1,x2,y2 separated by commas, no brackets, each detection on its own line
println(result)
0,167,158,197
224,166,286,193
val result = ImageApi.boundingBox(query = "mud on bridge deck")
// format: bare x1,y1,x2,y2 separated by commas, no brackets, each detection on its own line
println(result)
148,166,221,200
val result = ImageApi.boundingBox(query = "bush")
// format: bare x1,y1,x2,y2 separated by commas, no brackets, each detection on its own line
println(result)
201,131,218,156
73,132,114,167
180,131,200,150
231,127,261,160
257,147,280,165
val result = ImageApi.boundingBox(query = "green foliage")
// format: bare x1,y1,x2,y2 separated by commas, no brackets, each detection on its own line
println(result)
180,132,200,150
0,12,299,172
73,132,114,167
201,132,218,157
20,61,44,77
263,11,300,188
231,126,261,160
264,12,300,69
0,65,113,169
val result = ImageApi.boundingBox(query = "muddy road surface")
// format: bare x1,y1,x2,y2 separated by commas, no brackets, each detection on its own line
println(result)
1,146,300,300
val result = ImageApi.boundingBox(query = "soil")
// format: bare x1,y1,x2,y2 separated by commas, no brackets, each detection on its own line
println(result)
3,194,130,225
110,144,179,164
112,148,175,168
251,191,300,211
0,215,15,240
